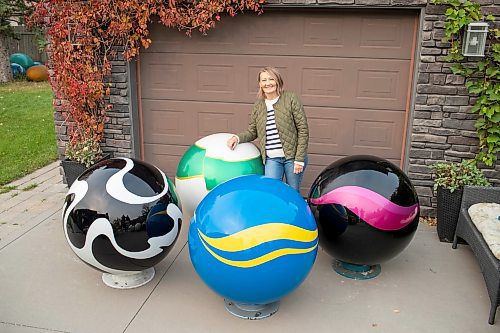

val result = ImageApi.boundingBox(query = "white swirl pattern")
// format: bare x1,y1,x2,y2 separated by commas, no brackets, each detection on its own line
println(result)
106,158,169,205
63,163,181,275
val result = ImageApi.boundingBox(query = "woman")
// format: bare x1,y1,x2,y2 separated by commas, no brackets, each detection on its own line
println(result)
227,67,309,192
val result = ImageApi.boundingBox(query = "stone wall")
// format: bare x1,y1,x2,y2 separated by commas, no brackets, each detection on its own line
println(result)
54,49,133,160
411,1,500,216
54,0,500,216
103,51,134,159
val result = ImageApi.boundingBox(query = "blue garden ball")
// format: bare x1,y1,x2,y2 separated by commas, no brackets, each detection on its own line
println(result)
62,158,182,275
10,63,25,78
308,155,419,265
189,175,318,305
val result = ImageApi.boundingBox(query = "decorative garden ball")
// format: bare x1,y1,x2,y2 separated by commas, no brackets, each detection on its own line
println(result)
10,63,25,78
189,175,318,319
62,158,182,289
175,133,263,219
9,52,34,69
308,155,419,279
26,64,49,82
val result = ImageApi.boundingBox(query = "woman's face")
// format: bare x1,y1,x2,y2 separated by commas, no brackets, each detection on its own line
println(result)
259,71,278,99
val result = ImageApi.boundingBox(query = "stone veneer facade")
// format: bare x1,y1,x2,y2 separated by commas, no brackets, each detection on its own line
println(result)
54,0,500,216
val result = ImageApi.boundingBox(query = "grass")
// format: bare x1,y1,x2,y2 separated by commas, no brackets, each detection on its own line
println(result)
21,183,38,191
0,81,57,186
0,185,17,194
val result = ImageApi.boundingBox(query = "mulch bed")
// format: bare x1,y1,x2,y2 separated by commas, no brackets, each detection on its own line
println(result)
420,216,437,226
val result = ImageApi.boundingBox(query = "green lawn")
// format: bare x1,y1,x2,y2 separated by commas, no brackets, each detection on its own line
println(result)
0,81,57,186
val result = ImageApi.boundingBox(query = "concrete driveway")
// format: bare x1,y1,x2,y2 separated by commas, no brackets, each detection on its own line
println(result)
0,162,497,332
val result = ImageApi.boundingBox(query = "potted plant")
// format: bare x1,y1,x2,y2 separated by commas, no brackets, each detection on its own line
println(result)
432,159,490,242
60,112,110,187
61,137,110,188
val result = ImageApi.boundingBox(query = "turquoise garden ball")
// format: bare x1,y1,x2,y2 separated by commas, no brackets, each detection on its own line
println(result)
189,175,318,305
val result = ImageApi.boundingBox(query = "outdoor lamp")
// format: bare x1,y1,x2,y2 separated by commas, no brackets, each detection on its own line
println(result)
462,22,489,57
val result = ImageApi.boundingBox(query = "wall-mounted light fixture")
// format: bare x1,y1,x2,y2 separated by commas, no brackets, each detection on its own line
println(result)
462,22,489,57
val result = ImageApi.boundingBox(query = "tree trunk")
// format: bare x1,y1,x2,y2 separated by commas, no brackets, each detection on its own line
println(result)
0,35,13,83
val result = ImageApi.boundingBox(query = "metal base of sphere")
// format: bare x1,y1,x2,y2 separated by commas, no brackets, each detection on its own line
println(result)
224,299,280,320
332,260,381,280
102,267,155,289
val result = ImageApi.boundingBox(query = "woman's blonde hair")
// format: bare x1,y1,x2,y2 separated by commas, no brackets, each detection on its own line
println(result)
257,67,284,99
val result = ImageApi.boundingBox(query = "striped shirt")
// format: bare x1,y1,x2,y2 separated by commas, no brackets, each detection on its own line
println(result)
265,97,285,158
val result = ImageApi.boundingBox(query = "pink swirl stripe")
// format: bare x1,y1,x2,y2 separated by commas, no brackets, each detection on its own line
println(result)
310,186,419,231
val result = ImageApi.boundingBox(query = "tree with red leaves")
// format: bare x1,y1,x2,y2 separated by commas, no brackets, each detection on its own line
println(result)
29,0,264,166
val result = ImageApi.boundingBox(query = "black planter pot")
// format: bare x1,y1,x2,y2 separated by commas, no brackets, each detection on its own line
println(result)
436,186,464,243
61,154,111,187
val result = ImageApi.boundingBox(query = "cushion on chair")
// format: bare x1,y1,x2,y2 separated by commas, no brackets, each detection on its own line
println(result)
468,203,500,260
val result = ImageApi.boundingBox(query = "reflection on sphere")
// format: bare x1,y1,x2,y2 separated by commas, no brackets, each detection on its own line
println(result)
63,158,182,276
308,155,419,268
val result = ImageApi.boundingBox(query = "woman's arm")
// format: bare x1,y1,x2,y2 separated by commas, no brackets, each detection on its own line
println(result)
236,105,258,143
227,105,258,149
291,94,309,163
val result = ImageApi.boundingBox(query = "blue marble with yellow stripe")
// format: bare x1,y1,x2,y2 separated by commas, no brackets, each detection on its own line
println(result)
188,175,318,305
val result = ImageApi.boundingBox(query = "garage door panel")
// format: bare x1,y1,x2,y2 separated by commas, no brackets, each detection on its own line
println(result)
142,101,196,145
196,64,235,93
141,54,246,101
198,111,233,137
359,16,410,49
300,67,343,100
356,69,401,100
142,54,409,110
146,11,414,59
307,153,401,168
141,54,288,102
297,58,409,110
307,107,404,159
246,16,297,47
141,58,188,97
353,62,409,109
302,14,413,59
143,143,187,178
145,20,237,54
196,103,251,138
308,116,341,146
142,100,251,145
302,15,345,49
354,119,396,149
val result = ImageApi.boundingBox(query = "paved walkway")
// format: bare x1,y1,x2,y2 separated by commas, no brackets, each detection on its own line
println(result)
0,162,67,250
0,162,498,332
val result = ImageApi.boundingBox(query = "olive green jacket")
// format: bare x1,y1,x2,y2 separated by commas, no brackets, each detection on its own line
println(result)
237,91,309,163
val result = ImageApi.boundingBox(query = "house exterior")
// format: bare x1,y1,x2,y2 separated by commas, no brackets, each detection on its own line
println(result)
54,0,500,216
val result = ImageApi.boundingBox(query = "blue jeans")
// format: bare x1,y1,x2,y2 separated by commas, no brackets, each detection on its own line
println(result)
265,156,307,192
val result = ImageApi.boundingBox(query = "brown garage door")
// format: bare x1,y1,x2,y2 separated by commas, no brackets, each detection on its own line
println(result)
138,9,417,194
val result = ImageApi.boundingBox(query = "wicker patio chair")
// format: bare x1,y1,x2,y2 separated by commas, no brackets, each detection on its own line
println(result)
452,185,500,325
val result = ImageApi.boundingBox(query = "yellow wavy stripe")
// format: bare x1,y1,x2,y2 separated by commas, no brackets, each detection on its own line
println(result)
198,223,318,252
199,233,318,268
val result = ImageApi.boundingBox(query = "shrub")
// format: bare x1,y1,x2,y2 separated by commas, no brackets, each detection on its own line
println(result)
432,159,490,192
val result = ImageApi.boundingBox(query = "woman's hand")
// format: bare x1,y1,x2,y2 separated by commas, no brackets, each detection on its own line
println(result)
227,136,238,150
293,162,304,174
